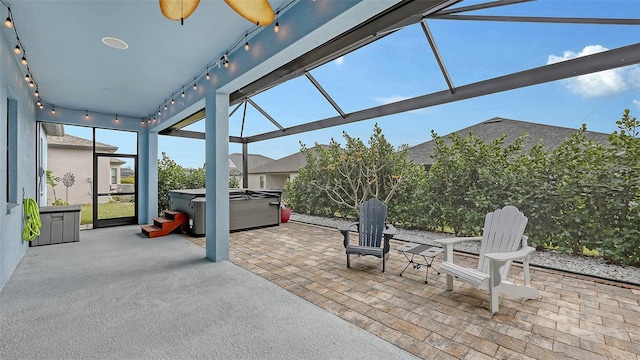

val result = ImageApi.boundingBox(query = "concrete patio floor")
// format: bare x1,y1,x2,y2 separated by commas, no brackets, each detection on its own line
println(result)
197,221,640,360
0,225,418,360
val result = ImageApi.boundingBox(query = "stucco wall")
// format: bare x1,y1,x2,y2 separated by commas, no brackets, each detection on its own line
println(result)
0,26,38,290
46,147,113,205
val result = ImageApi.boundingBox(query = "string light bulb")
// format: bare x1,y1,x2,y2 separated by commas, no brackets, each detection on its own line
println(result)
158,109,162,116
205,71,210,81
39,104,43,109
5,15,13,28
193,81,197,91
181,90,185,98
85,111,89,119
244,34,249,51
36,99,42,106
224,53,229,68
164,104,168,111
115,115,119,122
141,120,145,125
29,81,34,88
171,98,175,105
13,43,21,55
274,11,280,32
24,73,30,82
21,56,27,66
51,106,55,114
34,89,39,97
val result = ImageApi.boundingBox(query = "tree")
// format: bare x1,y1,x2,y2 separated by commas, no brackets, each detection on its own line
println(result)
157,152,187,214
288,124,423,219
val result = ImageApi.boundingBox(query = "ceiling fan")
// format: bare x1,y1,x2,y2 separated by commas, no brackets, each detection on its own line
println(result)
159,0,275,26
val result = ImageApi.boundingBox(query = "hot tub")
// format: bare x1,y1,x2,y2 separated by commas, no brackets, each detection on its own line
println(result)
169,188,282,235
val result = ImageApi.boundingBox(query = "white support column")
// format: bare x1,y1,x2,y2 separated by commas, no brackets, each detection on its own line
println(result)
138,130,158,224
205,92,230,261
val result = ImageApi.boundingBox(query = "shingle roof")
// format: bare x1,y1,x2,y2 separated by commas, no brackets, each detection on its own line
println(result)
249,145,329,174
47,134,118,152
406,117,610,165
228,153,274,176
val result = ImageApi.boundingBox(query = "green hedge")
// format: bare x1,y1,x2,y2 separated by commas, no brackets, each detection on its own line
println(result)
284,111,639,266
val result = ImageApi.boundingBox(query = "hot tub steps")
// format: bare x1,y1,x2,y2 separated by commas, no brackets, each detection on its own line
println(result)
141,210,188,238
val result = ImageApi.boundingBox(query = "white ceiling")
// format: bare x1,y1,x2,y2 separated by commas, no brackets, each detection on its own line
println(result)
2,0,294,118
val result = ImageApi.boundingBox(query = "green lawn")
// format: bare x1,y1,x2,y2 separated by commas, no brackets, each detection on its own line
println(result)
80,202,135,225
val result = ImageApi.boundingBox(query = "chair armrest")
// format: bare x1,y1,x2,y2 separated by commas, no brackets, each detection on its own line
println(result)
434,236,483,246
435,236,482,262
485,246,536,262
382,224,396,254
383,224,396,237
339,222,358,248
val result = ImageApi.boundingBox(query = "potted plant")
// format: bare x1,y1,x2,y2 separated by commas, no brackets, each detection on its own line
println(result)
280,202,291,223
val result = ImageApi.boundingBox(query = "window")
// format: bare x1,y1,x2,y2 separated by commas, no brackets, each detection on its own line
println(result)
110,168,117,184
259,176,265,189
6,98,18,204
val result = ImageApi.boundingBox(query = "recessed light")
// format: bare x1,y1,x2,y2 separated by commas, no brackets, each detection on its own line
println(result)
101,37,128,50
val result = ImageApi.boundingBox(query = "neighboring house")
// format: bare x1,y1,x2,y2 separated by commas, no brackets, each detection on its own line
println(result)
406,117,611,168
46,134,123,205
228,153,274,187
246,146,329,190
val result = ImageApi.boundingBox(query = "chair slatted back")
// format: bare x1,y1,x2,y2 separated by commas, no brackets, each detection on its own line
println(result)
358,198,388,248
477,205,528,276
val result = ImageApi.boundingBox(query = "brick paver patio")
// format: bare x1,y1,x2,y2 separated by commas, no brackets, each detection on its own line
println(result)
186,222,640,359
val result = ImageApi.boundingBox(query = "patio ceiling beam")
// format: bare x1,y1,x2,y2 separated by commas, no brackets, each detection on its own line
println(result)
246,98,285,131
304,72,346,117
435,0,534,16
242,43,640,143
420,20,456,94
430,14,640,25
161,129,205,139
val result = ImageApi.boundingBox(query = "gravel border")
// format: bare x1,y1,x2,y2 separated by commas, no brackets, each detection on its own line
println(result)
291,213,640,286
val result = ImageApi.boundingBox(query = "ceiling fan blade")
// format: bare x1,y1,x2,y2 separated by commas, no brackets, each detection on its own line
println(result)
224,0,275,26
159,0,201,22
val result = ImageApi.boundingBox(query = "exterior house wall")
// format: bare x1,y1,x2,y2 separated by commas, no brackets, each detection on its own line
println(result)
0,27,38,290
46,147,112,205
247,173,295,190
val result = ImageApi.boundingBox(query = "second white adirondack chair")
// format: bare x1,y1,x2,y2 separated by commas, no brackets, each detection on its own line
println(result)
434,205,539,313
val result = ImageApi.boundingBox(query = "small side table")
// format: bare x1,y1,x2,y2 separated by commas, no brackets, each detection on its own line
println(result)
396,243,443,284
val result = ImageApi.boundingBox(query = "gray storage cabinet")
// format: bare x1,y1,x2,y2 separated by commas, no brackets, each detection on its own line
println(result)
31,205,81,247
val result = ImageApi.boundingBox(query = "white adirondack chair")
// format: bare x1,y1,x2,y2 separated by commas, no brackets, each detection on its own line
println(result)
434,205,539,313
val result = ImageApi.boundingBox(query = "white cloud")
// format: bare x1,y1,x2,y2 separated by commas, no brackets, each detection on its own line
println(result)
547,45,640,98
373,95,410,104
334,56,344,66
633,99,640,112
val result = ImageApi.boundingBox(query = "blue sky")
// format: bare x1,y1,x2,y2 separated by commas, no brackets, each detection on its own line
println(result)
68,0,640,169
